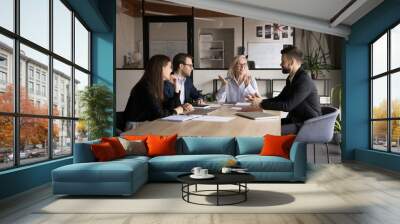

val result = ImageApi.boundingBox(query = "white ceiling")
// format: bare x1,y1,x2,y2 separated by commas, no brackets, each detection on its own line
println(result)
167,0,384,38
228,0,352,23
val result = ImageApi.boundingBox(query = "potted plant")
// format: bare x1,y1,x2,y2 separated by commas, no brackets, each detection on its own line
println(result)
331,84,342,144
303,46,334,80
333,119,342,144
79,84,113,140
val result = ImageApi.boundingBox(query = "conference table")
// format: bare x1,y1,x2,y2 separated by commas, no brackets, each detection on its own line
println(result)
123,105,282,137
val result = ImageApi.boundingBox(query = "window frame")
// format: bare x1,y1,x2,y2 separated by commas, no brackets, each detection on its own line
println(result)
0,0,92,171
370,20,400,154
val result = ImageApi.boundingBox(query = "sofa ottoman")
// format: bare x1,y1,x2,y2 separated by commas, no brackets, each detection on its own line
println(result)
52,156,148,196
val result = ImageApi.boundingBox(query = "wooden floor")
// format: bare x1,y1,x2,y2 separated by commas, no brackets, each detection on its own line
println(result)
1,144,400,224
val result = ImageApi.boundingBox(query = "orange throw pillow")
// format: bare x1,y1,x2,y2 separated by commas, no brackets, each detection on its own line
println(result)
101,137,127,158
146,134,177,157
259,134,296,159
91,142,118,161
123,135,148,141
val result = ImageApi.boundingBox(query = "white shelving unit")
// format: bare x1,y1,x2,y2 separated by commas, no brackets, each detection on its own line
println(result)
199,40,224,68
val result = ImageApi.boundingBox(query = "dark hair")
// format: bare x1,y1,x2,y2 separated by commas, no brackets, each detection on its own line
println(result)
281,45,303,63
173,53,192,72
141,54,170,103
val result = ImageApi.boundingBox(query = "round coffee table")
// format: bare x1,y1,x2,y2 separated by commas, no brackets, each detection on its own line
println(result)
177,173,255,206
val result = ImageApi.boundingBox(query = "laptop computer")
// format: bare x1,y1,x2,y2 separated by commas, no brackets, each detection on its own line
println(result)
236,112,280,120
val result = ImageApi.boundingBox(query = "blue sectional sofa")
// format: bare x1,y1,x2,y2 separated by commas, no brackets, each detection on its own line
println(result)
52,137,307,196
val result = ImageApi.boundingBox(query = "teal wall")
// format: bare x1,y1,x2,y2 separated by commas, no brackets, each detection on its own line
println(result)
91,0,116,135
0,158,72,199
0,0,116,200
343,0,400,171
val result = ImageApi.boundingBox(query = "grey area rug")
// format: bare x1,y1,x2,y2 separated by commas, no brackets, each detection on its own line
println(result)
37,183,363,214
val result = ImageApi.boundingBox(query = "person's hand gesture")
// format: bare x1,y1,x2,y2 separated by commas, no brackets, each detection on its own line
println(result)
246,93,262,107
170,74,180,93
218,75,228,86
182,103,194,112
174,106,184,114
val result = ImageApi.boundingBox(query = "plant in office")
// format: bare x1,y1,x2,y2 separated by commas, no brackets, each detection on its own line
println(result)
303,46,333,79
79,84,113,140
303,33,334,79
331,84,342,144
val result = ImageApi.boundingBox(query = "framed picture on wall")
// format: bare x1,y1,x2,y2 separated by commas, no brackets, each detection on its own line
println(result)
282,26,289,38
273,23,280,40
265,24,271,39
256,26,263,37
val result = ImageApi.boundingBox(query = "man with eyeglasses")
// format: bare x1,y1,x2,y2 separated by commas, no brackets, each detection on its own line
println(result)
164,53,204,111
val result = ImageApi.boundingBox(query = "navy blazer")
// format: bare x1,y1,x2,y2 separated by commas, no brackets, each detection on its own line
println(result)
260,68,321,124
164,77,201,104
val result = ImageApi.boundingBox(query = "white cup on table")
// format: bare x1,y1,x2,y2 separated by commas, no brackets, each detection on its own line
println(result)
200,169,208,176
191,167,202,176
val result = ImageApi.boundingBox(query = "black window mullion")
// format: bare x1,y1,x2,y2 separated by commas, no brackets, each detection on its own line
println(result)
387,30,391,152
13,0,21,167
49,0,54,160
71,9,76,154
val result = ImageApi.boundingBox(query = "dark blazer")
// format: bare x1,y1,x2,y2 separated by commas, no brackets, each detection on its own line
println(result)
260,68,321,124
124,80,181,122
164,77,201,104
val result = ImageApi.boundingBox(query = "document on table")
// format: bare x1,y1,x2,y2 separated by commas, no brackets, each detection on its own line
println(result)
192,115,235,122
161,115,201,122
235,102,251,107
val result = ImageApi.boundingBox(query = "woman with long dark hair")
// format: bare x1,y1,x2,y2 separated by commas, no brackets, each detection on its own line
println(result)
124,55,184,123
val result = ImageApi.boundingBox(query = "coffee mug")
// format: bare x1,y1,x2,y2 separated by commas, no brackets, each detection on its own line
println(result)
191,167,202,176
221,167,232,174
200,169,208,176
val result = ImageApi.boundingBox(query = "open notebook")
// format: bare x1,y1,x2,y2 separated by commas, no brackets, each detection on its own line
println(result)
236,112,280,120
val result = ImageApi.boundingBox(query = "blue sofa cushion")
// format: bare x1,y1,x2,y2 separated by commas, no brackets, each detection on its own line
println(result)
236,155,293,172
178,137,236,155
235,137,263,155
53,159,147,183
149,154,235,172
73,140,101,163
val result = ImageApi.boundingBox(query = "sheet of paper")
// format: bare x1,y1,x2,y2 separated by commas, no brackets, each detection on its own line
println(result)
161,115,201,122
235,102,251,106
231,107,242,110
192,115,235,122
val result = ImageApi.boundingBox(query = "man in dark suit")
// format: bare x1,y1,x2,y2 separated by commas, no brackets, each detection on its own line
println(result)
247,45,321,134
164,53,203,109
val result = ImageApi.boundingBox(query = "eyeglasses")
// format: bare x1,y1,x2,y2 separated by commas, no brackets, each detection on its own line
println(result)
183,63,193,68
236,63,247,68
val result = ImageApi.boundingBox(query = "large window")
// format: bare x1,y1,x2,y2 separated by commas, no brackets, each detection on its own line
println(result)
0,0,91,170
370,23,400,153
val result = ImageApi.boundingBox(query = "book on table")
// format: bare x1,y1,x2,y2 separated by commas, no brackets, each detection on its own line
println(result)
235,112,280,120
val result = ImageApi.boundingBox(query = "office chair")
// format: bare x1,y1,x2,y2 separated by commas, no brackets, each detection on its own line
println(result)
295,106,339,163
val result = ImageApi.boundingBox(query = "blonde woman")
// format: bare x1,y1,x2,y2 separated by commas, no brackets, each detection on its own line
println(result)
216,55,260,103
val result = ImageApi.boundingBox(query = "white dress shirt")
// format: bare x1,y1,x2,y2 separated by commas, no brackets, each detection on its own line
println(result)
216,76,259,103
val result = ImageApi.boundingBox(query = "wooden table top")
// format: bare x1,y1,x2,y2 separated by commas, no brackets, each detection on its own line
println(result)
122,105,281,137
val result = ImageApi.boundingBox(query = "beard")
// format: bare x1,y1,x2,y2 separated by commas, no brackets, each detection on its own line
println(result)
281,66,290,74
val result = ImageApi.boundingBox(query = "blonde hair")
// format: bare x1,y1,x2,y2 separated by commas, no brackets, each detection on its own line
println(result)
227,55,250,80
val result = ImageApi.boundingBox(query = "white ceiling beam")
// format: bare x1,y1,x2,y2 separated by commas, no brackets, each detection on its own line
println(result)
167,0,351,38
330,0,368,27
